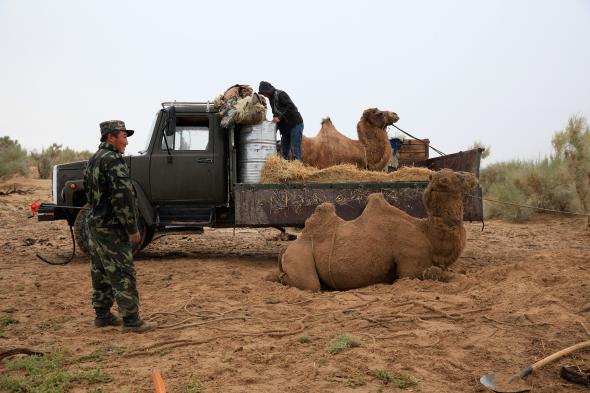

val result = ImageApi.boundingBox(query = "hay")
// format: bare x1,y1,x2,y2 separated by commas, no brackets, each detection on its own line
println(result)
260,155,433,184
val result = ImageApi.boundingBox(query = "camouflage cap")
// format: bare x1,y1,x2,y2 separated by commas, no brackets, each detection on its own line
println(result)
99,120,134,138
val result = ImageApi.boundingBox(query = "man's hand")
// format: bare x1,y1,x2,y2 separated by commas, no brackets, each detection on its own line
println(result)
272,117,280,123
129,232,141,244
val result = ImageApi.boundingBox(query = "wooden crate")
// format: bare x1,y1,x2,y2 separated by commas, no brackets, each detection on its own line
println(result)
398,139,429,161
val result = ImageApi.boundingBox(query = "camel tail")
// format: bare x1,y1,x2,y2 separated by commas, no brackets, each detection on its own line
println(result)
321,117,332,126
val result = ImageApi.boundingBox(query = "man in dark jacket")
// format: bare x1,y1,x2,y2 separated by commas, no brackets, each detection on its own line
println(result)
258,81,304,160
84,120,156,333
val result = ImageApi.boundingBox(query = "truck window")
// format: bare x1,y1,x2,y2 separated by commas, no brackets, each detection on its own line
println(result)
161,116,210,151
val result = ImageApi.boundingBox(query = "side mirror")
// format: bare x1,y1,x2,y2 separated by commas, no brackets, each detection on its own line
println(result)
164,106,176,136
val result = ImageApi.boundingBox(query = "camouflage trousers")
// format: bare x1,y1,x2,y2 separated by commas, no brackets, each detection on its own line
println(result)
85,223,139,317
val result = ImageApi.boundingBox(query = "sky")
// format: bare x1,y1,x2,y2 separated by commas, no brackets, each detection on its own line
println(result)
0,0,589,165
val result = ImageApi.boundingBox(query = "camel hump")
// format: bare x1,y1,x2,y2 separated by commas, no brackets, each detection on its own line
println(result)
358,193,405,220
366,193,392,211
302,202,340,234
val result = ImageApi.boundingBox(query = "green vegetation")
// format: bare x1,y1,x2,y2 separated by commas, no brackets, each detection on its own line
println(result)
0,351,112,392
372,369,417,389
183,376,204,393
327,334,360,354
30,143,92,179
297,334,310,343
0,136,29,179
0,314,18,337
344,375,367,388
481,115,590,222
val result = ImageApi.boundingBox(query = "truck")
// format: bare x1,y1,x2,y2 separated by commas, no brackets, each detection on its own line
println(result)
37,101,484,254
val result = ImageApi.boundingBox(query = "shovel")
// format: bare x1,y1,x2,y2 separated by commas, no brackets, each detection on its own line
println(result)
480,339,590,393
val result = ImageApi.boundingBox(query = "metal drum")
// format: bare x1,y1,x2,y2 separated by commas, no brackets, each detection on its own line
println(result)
238,121,278,183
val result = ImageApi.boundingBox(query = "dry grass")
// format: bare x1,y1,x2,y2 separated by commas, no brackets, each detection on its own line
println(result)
260,155,432,184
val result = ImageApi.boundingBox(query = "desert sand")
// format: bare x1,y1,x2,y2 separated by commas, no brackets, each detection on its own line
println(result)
1,176,590,392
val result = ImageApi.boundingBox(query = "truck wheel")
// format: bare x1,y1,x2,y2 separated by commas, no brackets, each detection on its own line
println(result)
73,204,90,256
141,225,155,250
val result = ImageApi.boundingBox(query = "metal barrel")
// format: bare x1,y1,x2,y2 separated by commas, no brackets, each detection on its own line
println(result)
238,121,278,183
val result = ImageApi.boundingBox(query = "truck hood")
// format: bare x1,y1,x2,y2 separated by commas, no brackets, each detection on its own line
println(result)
56,156,132,171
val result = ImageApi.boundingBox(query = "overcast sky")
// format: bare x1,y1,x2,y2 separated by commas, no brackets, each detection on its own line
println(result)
1,0,589,164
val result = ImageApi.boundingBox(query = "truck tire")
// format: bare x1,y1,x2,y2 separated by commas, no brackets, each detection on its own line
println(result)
141,225,155,250
73,204,90,256
74,205,149,256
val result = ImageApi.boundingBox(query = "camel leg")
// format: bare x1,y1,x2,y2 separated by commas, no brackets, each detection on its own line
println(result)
280,240,321,292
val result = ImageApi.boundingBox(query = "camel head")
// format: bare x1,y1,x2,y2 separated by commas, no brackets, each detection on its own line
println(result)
427,169,478,195
362,108,400,129
423,169,478,217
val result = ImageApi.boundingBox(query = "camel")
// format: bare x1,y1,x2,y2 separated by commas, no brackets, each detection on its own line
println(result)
301,108,399,170
272,169,478,291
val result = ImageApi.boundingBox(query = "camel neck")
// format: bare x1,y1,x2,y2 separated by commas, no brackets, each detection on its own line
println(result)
357,122,390,169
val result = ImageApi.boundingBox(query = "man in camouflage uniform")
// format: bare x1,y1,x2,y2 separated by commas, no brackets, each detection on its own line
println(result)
84,120,155,333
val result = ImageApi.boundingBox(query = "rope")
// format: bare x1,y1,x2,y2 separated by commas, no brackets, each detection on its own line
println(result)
36,225,77,265
469,194,590,217
391,124,446,156
327,228,338,289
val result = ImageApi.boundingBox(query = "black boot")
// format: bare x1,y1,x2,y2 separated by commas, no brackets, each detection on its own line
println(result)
94,308,122,327
122,314,156,334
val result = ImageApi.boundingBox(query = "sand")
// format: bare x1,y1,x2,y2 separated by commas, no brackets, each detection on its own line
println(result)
0,176,589,392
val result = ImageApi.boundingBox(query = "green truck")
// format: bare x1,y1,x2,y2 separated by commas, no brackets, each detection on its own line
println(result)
37,102,484,253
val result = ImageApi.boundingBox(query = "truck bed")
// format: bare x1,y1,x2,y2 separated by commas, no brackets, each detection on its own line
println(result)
233,148,484,227
234,182,483,226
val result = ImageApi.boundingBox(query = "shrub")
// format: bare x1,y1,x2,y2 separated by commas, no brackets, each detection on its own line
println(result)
0,136,29,178
372,369,417,388
31,143,92,179
327,334,360,354
481,158,579,222
468,140,491,160
552,115,590,213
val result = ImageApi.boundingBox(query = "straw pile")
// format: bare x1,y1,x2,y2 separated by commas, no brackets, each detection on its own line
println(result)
260,155,433,184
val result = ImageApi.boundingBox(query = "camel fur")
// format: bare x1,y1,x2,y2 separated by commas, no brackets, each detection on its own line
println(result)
274,169,478,291
301,108,399,170
214,84,267,128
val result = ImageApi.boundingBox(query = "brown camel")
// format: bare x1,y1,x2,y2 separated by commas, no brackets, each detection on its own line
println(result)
301,108,399,170
273,169,478,291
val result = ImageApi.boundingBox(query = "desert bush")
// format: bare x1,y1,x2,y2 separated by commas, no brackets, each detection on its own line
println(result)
480,158,578,222
31,143,92,179
0,136,29,178
552,115,590,214
480,115,589,222
327,334,360,354
469,140,491,160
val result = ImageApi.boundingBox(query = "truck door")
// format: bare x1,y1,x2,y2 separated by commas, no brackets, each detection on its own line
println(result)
149,112,226,204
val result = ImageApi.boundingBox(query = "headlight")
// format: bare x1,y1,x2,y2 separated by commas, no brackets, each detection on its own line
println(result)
52,165,58,204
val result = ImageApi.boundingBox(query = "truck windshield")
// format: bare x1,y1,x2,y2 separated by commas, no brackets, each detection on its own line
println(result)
139,112,159,154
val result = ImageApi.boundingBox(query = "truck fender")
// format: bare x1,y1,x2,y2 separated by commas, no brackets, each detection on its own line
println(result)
63,179,154,227
63,180,86,207
132,180,155,227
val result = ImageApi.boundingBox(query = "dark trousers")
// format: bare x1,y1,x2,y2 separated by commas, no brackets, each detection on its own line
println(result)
280,122,304,160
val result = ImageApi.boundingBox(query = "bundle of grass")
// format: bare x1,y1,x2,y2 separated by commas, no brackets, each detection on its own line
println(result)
260,155,433,184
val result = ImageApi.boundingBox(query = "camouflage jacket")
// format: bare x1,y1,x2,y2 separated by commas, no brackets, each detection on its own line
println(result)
83,142,139,235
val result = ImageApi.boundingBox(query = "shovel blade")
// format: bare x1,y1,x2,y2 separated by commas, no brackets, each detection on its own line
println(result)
480,374,531,393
